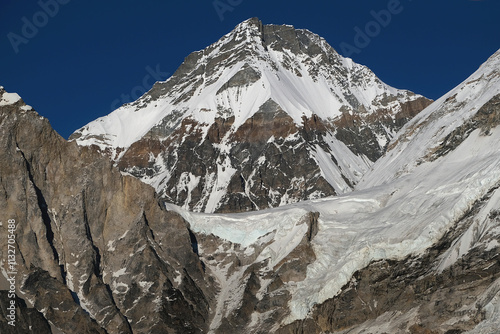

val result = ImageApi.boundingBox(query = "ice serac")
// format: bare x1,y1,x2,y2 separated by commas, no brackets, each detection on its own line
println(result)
0,88,214,334
70,17,431,213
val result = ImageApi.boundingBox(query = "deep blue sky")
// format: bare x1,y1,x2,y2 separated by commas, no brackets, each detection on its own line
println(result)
1,0,499,139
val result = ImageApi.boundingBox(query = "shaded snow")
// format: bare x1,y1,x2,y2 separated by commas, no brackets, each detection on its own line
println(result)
358,49,500,190
67,20,500,331
465,277,500,334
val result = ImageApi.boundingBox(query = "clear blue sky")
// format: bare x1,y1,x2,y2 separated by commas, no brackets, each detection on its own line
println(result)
1,0,499,138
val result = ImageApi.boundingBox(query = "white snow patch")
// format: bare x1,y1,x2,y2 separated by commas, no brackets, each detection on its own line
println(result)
139,281,154,291
166,122,500,325
112,268,127,278
107,240,116,252
485,239,500,251
465,277,500,334
112,281,129,294
0,92,21,106
173,270,183,286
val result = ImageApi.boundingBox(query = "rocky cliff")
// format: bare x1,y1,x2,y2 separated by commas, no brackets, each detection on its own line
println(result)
0,87,214,333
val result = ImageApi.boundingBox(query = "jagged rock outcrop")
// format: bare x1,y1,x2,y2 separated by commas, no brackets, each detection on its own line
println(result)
165,48,500,333
0,87,214,333
426,93,500,161
71,18,432,213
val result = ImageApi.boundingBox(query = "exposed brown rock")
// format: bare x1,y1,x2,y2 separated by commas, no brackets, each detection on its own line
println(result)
70,19,433,214
333,96,433,161
207,116,235,144
231,104,297,143
197,212,320,334
0,99,214,333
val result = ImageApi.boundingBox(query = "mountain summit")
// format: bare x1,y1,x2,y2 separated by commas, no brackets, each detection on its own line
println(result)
71,18,431,213
2,23,500,334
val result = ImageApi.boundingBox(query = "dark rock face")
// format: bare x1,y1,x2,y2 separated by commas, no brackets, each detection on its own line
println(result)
195,212,320,334
0,291,52,334
119,100,341,213
22,269,108,334
335,96,433,161
216,64,262,94
0,96,214,333
2,85,500,333
118,94,431,213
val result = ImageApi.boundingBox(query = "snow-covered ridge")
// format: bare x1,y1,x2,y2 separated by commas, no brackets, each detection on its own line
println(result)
358,47,500,190
70,18,431,214
0,86,33,110
168,122,500,324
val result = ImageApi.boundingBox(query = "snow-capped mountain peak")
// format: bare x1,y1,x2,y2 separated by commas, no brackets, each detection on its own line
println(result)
0,86,33,110
3,22,500,334
71,18,431,213
72,18,422,152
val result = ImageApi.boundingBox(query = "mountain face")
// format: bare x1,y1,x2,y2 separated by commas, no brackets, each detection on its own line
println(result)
70,17,431,213
169,49,500,333
2,31,500,334
277,48,500,334
0,87,214,333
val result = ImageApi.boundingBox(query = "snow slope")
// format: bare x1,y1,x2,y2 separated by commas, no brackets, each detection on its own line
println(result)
170,123,500,323
358,48,500,190
0,86,33,110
